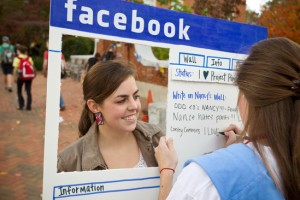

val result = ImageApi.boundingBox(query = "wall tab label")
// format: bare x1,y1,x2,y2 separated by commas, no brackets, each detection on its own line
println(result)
179,53,205,66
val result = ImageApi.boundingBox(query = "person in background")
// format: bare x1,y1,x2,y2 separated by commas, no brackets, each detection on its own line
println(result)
57,61,164,172
155,37,300,200
13,45,34,111
85,52,101,72
102,43,116,61
43,40,67,111
80,52,101,84
0,36,15,92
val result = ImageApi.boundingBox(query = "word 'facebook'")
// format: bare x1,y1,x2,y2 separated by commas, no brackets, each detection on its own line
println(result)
65,0,190,40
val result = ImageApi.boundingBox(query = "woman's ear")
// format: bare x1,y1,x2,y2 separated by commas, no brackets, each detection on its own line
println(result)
86,99,100,113
237,92,248,124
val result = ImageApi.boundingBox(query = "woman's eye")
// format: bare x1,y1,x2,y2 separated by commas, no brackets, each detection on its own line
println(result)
117,99,126,104
134,94,140,100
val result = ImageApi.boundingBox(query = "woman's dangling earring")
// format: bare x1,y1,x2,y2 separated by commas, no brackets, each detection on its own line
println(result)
94,112,104,125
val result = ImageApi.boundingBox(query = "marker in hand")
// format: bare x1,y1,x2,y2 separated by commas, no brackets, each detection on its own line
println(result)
218,131,250,140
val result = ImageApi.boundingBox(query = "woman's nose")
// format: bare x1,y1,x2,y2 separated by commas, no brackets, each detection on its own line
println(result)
128,97,138,110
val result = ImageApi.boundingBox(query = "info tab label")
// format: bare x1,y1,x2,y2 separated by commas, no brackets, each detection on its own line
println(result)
206,56,230,70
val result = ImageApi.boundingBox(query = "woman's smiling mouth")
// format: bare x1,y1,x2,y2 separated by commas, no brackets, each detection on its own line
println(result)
122,114,136,121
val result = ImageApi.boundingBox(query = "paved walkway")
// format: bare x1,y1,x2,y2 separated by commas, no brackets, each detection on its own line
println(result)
0,71,80,200
0,71,147,200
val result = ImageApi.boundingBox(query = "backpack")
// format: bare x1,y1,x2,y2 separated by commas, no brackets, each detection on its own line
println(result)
2,45,14,64
18,57,35,80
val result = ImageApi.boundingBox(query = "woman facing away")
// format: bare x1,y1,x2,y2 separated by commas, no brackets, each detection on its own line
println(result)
155,37,300,200
57,61,164,172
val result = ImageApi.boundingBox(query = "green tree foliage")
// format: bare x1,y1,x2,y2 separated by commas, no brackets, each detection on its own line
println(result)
152,47,169,60
0,0,50,67
192,0,245,20
62,36,94,61
157,0,192,13
0,0,50,47
246,10,259,25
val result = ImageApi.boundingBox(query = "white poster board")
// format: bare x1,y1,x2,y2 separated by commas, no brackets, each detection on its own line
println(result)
43,0,267,199
167,46,246,175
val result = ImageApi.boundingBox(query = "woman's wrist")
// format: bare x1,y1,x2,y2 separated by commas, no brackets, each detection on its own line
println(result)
160,167,175,174
158,167,174,200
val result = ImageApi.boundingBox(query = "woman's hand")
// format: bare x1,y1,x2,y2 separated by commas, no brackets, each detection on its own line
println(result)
223,124,242,147
155,137,178,171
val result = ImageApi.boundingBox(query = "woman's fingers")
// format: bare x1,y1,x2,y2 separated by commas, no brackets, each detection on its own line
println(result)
155,137,178,170
224,130,237,147
166,138,174,150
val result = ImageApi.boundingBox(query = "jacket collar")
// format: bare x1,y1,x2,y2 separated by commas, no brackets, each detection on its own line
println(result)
133,120,161,140
82,122,107,170
133,121,161,167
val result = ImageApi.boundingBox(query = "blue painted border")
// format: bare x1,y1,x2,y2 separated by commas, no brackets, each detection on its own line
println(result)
53,176,160,199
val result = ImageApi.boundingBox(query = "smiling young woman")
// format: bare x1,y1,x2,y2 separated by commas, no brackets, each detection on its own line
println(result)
57,61,164,172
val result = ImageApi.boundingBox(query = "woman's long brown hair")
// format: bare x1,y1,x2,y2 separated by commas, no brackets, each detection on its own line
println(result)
236,37,300,199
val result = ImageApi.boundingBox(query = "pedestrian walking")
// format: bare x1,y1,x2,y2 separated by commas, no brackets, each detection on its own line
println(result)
102,43,116,61
0,36,15,92
85,52,101,72
80,52,101,83
13,45,35,111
